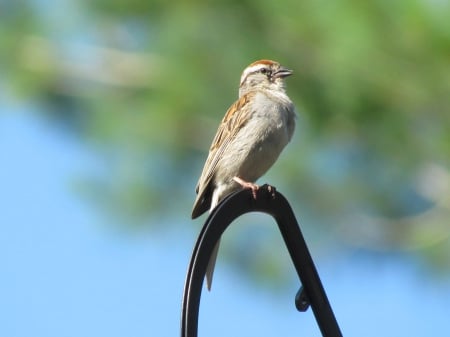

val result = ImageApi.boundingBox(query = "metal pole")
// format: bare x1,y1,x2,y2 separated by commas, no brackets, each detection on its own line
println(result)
181,185,342,337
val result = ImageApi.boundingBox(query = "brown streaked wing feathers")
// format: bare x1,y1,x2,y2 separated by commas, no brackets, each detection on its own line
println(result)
192,93,254,217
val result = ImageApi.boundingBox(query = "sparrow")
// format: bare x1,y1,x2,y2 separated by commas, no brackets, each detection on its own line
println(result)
191,59,296,290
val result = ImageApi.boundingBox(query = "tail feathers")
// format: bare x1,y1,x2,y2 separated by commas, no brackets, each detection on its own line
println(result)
206,240,220,291
194,186,222,290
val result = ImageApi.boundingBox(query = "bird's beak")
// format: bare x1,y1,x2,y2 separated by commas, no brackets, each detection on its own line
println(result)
273,66,293,79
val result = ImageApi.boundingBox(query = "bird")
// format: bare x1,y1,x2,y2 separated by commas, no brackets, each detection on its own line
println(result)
191,59,296,290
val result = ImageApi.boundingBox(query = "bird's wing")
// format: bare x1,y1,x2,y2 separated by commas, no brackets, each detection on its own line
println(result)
192,92,254,218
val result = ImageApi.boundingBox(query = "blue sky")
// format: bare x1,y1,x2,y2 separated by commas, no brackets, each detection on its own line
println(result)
1,110,450,337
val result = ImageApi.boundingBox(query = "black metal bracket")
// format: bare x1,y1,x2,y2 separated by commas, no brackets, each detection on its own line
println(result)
181,184,342,337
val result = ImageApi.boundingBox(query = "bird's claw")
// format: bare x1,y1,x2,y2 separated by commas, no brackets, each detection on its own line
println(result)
266,184,276,199
233,176,259,199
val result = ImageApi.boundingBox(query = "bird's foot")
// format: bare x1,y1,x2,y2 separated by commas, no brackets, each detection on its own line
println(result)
266,184,276,199
233,176,259,199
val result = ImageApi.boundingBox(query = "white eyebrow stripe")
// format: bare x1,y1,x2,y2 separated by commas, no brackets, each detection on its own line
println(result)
239,64,267,86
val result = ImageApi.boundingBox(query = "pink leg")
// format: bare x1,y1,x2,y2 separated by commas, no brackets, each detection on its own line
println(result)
233,176,259,199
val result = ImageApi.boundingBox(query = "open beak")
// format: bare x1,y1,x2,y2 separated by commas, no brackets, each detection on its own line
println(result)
273,66,293,79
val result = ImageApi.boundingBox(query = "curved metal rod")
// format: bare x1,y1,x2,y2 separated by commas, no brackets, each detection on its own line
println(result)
181,184,342,337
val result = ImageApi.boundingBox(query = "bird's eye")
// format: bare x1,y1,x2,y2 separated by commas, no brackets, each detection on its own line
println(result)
260,68,268,74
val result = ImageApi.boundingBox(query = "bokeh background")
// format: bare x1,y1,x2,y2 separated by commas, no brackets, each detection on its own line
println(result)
1,0,450,336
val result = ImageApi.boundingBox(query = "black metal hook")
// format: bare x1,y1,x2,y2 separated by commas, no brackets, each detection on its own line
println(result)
181,184,342,337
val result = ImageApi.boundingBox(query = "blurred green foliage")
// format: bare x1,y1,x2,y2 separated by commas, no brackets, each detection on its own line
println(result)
1,0,449,276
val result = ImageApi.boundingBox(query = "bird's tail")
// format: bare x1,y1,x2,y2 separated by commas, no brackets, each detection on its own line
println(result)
205,240,220,291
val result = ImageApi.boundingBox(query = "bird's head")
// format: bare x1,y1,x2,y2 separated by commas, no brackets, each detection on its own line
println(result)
239,59,293,97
